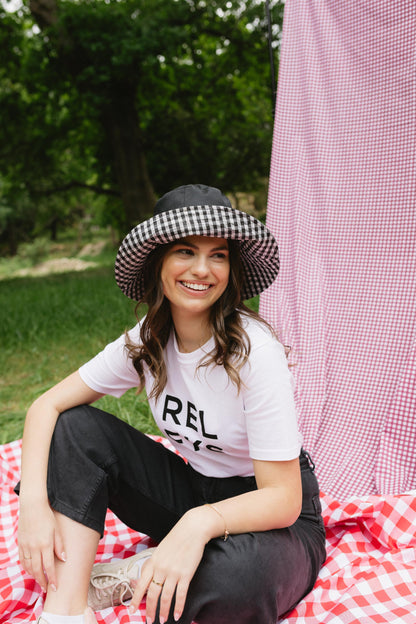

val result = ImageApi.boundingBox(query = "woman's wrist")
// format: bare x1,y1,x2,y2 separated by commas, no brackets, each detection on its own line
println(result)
182,505,226,544
204,503,229,541
19,482,49,507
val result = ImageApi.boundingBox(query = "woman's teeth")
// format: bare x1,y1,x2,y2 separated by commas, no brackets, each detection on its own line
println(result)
182,282,210,291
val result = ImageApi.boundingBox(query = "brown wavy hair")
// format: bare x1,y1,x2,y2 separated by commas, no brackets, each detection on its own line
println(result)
125,239,276,400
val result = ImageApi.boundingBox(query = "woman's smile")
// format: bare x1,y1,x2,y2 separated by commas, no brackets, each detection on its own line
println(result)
180,281,211,292
161,235,230,320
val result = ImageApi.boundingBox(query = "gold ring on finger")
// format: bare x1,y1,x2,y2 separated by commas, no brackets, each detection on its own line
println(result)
151,578,164,587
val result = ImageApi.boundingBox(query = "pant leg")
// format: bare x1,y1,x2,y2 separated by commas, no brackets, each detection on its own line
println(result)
46,404,198,540
175,453,326,624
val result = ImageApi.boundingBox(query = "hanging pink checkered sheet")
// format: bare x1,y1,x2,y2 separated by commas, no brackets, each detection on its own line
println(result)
260,0,416,498
1,440,416,623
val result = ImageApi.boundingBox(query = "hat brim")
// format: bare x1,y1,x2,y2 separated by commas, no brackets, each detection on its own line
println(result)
115,205,279,301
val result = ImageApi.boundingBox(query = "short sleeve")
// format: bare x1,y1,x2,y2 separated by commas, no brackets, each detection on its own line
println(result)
241,330,302,461
78,323,142,397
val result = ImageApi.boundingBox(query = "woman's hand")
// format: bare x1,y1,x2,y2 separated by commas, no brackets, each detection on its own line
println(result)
129,506,220,623
18,498,66,593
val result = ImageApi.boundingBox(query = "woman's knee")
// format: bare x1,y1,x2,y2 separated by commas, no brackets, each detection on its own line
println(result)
52,405,107,452
55,404,98,434
49,404,116,475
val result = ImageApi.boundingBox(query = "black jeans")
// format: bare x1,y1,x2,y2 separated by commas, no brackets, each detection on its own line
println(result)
41,405,326,623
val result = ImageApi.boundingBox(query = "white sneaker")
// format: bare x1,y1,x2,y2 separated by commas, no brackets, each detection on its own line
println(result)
88,548,156,611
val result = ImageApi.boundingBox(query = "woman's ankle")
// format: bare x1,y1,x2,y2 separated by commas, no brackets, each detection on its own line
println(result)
39,607,97,624
39,613,84,624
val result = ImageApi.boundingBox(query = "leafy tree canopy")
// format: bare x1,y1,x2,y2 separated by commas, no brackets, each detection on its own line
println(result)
0,0,283,253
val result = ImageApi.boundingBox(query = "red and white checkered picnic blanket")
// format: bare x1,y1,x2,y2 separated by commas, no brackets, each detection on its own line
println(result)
1,440,416,623
260,0,416,499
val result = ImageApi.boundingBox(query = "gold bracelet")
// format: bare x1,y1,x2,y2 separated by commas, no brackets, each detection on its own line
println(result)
205,503,230,541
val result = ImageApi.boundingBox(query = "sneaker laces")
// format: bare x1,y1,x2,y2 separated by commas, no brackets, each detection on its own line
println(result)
90,570,133,606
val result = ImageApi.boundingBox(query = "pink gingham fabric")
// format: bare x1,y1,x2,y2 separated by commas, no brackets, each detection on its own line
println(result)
260,0,416,498
2,440,416,623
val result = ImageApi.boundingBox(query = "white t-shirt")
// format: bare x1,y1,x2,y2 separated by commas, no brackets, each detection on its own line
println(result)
79,316,302,478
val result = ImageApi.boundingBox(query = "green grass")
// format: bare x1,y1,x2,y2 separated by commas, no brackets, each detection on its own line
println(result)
0,236,259,445
0,264,158,444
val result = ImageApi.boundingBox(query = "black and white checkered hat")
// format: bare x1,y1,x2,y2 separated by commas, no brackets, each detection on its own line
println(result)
115,184,279,301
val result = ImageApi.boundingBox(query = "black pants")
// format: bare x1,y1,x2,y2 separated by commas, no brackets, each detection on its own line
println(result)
44,405,326,623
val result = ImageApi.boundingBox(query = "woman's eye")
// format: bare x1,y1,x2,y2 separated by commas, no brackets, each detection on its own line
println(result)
176,248,193,255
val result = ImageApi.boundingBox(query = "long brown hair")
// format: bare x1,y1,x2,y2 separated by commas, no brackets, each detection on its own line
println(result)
124,239,275,400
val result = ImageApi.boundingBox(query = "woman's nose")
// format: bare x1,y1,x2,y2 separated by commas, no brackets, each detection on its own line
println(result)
191,255,209,277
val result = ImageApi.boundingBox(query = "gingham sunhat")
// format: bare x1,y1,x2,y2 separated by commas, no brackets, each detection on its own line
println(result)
115,184,279,301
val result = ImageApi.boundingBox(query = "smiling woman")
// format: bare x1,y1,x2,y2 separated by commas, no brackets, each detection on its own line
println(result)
16,184,325,624
160,236,230,346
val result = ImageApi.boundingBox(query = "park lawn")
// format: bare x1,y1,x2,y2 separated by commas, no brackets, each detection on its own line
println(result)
0,261,259,445
0,265,156,444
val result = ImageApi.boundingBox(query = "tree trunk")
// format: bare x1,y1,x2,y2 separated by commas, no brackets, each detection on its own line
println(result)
29,0,156,233
50,217,58,241
7,221,18,256
29,0,57,27
102,91,157,231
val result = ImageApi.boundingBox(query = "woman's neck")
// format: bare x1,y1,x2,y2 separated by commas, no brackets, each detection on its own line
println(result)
172,314,212,353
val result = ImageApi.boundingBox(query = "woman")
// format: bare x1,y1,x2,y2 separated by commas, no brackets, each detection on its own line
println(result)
17,184,326,624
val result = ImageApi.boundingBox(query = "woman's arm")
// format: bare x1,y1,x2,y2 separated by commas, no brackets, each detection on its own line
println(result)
18,371,103,592
132,457,302,623
206,457,302,532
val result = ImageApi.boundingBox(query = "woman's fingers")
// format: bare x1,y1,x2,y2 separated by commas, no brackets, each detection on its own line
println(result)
19,546,33,576
129,514,206,622
172,577,191,622
130,567,190,624
158,575,190,624
145,574,190,624
129,559,176,623
129,559,154,614
19,543,47,592
29,548,48,592
18,500,62,592
42,543,58,591
54,529,67,564
146,576,167,623
18,530,65,593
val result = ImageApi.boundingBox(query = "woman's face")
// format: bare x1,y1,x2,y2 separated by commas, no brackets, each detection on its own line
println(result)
160,235,230,322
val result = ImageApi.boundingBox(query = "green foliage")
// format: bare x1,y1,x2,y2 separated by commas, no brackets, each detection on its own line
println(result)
141,2,277,193
0,5,108,252
0,0,284,252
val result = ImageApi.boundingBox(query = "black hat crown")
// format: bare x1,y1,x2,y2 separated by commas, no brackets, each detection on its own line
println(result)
154,184,232,216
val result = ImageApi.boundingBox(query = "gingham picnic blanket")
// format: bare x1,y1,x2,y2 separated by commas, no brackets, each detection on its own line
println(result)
1,440,416,624
260,0,416,499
